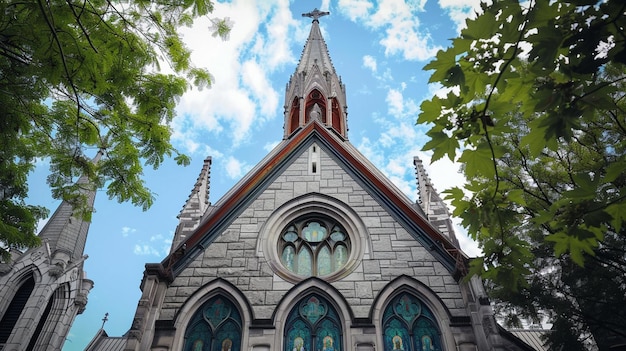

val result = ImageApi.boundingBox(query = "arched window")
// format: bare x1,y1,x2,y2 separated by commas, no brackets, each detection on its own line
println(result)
278,216,350,278
330,98,342,133
284,294,342,351
0,275,35,343
184,296,242,351
382,293,442,351
304,89,326,123
289,97,300,134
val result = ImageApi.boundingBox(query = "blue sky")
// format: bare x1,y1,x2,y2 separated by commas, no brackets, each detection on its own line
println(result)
28,0,485,349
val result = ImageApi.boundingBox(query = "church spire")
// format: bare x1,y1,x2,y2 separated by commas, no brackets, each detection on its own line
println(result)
38,151,101,272
284,8,348,139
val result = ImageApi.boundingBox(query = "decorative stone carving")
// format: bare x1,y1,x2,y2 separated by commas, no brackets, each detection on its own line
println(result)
48,263,64,277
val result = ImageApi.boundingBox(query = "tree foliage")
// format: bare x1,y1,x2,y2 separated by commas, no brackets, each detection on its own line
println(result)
0,0,231,260
419,0,626,349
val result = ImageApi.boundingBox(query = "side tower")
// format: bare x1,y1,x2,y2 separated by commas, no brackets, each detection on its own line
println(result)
0,154,98,351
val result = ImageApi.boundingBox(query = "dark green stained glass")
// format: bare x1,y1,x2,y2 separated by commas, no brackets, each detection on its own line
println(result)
394,294,421,323
317,319,340,351
383,293,443,351
299,296,327,324
204,298,232,329
285,294,342,351
184,296,242,351
286,320,311,351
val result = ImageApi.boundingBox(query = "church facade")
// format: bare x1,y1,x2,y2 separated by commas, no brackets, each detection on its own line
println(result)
0,10,535,351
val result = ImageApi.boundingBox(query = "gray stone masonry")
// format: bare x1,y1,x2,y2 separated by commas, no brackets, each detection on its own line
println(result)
161,146,466,321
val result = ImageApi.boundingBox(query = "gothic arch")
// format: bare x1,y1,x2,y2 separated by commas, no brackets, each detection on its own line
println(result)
304,89,326,124
27,283,70,350
0,273,36,344
272,278,353,351
330,97,342,134
288,96,300,134
371,275,456,351
0,263,43,339
172,278,252,351
257,192,371,283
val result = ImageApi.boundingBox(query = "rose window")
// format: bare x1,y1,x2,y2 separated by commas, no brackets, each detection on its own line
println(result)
278,216,350,277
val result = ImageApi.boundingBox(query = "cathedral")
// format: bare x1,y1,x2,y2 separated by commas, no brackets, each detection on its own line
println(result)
0,10,540,351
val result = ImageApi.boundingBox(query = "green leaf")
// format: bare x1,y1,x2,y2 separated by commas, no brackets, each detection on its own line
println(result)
506,189,526,206
605,202,626,232
424,48,459,84
461,10,499,40
443,187,468,216
422,131,459,162
546,232,596,266
445,65,465,87
458,144,496,179
418,97,442,124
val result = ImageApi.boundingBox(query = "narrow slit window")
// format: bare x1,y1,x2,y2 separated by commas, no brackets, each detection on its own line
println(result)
309,144,320,175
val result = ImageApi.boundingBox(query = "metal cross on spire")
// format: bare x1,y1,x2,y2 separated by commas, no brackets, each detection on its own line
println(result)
302,8,330,22
101,312,109,329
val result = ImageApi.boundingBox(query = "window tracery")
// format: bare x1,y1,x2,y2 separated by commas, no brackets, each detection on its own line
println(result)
278,216,350,278
284,295,342,351
184,296,242,351
382,293,442,351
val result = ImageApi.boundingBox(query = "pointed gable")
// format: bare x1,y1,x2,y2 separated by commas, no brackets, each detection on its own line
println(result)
122,11,530,351
162,121,466,279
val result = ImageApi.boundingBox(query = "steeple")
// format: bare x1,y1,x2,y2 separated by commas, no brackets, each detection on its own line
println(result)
0,151,99,349
38,151,101,273
284,9,348,139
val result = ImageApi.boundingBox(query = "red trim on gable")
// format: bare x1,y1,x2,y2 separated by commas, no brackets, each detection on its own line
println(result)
163,121,466,274
308,124,462,257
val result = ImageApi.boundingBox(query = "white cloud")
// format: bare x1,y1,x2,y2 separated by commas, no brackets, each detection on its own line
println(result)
339,0,441,61
241,60,279,118
224,156,251,179
438,0,484,32
386,88,404,116
338,0,374,21
362,55,377,73
173,1,297,150
133,244,161,256
121,226,136,237
320,0,332,12
264,140,281,152
133,234,172,257
255,1,299,70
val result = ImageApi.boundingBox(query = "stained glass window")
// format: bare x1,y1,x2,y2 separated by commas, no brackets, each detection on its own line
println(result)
279,216,350,278
284,295,342,351
382,293,442,351
184,296,242,351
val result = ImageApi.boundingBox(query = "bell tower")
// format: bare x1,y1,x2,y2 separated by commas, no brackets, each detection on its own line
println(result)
284,9,348,139
0,152,99,350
